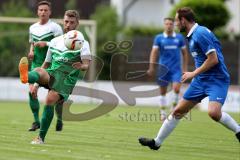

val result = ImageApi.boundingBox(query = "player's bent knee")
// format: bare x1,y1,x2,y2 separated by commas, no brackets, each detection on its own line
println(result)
172,83,181,93
46,90,60,105
172,109,185,119
45,98,57,105
173,88,180,94
34,67,48,77
45,94,60,105
34,67,42,73
208,111,221,121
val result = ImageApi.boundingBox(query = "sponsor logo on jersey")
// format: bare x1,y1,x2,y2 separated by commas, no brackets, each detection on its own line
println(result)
173,39,179,43
191,52,198,57
55,56,69,62
164,45,177,49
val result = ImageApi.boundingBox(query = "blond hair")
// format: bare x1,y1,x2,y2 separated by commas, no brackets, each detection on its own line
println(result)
64,10,80,22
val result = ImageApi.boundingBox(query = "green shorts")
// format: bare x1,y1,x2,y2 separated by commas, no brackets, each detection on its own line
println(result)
46,69,78,101
31,62,42,71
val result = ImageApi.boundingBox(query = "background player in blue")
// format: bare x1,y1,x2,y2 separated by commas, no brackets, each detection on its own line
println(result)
147,17,188,121
139,7,240,150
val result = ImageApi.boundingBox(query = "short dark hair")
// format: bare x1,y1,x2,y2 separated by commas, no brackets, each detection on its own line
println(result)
164,17,174,22
177,7,195,22
64,10,80,22
37,1,51,9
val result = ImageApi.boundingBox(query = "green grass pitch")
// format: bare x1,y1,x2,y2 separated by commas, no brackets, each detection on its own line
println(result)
0,101,239,160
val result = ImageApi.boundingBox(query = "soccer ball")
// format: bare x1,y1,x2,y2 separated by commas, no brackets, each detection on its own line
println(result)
64,30,85,50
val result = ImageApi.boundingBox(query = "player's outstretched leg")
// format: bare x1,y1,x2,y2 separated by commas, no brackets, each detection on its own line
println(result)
19,57,29,83
236,129,240,142
138,137,160,150
208,102,240,143
139,99,196,150
19,57,41,84
217,111,240,143
236,130,240,142
219,113,240,142
138,114,179,151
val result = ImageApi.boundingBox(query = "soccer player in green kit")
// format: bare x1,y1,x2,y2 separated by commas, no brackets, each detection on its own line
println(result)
27,1,64,131
19,10,91,144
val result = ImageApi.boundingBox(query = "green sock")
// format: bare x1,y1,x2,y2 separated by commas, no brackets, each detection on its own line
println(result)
29,93,40,124
28,71,40,84
55,102,63,123
39,105,54,141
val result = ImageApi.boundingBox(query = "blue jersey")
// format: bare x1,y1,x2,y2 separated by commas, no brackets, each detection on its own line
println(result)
153,32,186,71
187,23,230,80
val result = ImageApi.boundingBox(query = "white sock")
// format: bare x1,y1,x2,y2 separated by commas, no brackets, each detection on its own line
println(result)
160,110,167,116
219,112,240,133
154,114,180,146
172,92,179,105
159,95,167,107
160,110,167,121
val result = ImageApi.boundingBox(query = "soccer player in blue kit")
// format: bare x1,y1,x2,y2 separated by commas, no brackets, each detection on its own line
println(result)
139,7,240,150
147,17,188,121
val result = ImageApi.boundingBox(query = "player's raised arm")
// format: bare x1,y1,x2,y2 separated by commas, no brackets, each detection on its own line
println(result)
192,51,218,76
72,59,91,71
41,61,51,69
72,39,92,71
34,41,49,48
181,50,219,83
33,22,63,48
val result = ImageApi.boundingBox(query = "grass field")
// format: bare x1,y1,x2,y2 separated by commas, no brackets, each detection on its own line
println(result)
0,101,239,160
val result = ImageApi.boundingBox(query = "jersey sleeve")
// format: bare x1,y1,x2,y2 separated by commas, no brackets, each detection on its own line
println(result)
80,40,92,60
179,34,186,48
53,23,63,37
45,40,54,62
153,35,160,49
29,27,33,43
45,48,52,62
197,29,216,55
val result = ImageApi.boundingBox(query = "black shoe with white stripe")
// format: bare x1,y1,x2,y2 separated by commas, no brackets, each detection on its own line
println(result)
138,137,160,150
236,132,240,142
28,122,40,131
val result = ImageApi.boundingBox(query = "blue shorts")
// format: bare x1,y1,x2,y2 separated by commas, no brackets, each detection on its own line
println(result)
183,77,229,105
157,68,181,86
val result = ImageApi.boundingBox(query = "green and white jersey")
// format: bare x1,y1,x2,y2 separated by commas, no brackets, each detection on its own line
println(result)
29,20,63,68
45,35,91,80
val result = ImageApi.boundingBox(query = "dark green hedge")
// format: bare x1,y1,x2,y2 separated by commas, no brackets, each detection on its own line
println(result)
90,5,120,80
170,0,230,31
0,1,33,76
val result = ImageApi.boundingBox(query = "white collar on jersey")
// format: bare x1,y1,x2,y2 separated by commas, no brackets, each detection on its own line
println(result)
163,32,176,38
187,23,198,37
38,19,51,25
